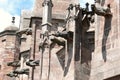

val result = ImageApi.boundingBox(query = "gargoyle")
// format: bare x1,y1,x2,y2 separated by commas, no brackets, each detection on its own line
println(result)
16,28,32,35
91,4,112,16
26,60,39,67
52,30,73,41
50,35,66,46
6,72,18,77
7,61,20,67
13,68,29,75
48,29,73,46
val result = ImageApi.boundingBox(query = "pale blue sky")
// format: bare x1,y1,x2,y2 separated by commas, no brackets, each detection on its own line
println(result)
0,0,34,15
0,0,94,32
0,0,35,32
80,0,94,7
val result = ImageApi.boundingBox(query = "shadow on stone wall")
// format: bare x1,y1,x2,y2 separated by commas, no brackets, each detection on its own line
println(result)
80,14,94,80
102,15,112,62
63,11,82,78
63,43,73,77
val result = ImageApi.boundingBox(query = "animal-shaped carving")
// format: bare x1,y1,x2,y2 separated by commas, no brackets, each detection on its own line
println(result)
26,60,39,67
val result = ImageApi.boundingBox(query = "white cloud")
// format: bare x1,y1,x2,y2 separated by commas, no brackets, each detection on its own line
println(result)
0,0,6,2
0,8,20,32
0,0,34,32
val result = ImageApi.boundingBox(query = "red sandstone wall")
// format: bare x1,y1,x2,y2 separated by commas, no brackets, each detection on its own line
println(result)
33,0,79,17
0,35,17,80
18,17,65,80
91,0,120,80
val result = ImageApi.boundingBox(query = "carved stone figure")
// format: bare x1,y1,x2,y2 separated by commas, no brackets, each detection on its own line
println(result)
13,68,29,75
50,35,66,46
52,31,73,40
7,61,20,67
91,4,112,16
26,60,39,67
6,72,18,77
16,28,32,35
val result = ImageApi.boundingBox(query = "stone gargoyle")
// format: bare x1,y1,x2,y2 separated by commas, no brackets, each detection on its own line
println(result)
91,4,112,16
7,61,20,67
16,28,32,35
26,60,39,67
6,72,18,77
48,29,73,46
13,68,29,75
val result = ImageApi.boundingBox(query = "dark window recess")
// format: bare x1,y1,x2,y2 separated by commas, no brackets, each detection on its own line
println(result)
104,75,120,80
2,39,6,42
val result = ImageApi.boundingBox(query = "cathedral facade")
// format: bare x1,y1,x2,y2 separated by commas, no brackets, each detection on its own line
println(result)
0,0,120,80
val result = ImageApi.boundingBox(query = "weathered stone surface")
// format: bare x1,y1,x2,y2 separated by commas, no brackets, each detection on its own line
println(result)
1,0,120,80
92,0,120,80
0,31,18,80
20,10,32,30
33,0,79,18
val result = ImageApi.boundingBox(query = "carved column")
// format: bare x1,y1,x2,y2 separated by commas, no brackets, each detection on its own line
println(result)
39,0,53,80
42,0,53,33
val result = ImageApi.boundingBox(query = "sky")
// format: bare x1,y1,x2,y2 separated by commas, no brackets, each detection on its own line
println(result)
0,0,94,32
0,0,35,32
80,0,94,7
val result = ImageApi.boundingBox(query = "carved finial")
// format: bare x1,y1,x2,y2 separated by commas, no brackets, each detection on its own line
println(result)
85,3,89,11
12,17,15,24
86,3,89,7
42,0,53,7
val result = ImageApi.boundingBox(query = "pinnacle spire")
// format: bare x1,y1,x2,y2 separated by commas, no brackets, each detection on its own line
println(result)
42,0,53,7
12,17,15,24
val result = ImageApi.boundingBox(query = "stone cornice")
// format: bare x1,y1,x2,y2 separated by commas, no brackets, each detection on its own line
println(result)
0,30,17,37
